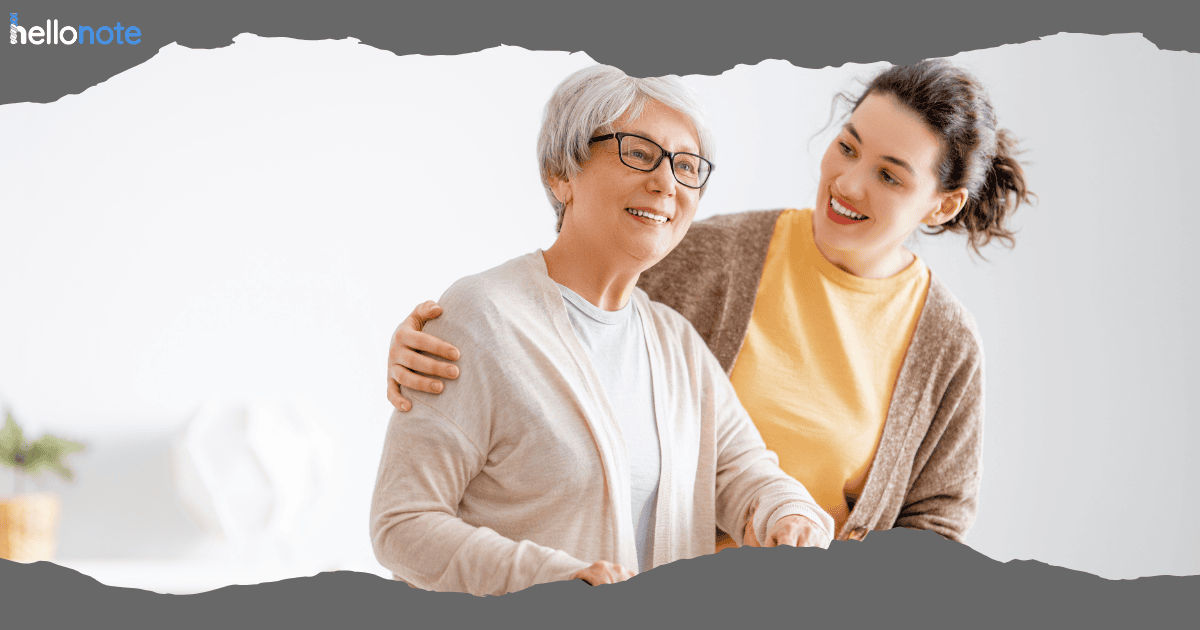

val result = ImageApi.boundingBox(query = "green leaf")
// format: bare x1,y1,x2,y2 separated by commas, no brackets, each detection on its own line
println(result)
0,415,85,480
23,450,52,477
0,413,26,459
47,461,74,482
26,435,84,480
30,435,85,459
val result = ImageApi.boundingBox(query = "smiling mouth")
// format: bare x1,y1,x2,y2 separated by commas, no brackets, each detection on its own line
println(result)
830,197,867,221
626,208,669,224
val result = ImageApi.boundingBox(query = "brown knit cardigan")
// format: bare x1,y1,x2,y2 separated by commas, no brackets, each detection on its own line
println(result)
636,209,985,543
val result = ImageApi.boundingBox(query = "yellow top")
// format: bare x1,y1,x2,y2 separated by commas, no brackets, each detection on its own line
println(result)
728,208,930,536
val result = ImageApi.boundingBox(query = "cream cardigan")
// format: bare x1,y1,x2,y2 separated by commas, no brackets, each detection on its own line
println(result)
370,251,834,596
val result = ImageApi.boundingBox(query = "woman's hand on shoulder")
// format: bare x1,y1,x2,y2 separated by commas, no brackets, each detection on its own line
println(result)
387,301,462,412
571,560,636,586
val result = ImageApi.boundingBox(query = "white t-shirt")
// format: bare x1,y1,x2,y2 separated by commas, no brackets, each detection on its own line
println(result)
557,284,662,573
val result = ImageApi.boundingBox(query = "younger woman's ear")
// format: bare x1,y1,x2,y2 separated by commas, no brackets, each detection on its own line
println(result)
926,188,969,226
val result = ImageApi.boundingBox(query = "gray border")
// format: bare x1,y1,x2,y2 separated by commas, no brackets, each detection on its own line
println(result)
2,0,1197,628
4,529,1198,627
2,0,1198,105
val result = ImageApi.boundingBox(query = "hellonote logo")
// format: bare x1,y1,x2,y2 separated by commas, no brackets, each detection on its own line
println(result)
9,13,142,45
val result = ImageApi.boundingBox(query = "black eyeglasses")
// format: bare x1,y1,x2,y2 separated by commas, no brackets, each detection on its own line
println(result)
587,132,714,189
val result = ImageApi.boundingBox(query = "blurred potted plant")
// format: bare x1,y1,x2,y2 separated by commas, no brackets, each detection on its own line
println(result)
0,410,85,562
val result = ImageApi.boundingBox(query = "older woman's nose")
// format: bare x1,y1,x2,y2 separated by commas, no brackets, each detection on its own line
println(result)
646,159,676,195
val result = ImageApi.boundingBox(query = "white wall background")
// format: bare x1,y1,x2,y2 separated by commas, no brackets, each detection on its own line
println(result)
1,32,1196,581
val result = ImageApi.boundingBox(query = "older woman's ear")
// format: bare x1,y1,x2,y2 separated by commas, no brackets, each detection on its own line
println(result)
549,176,574,208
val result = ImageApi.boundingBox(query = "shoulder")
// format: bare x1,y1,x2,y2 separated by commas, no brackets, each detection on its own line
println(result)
924,272,984,354
409,253,554,419
639,209,783,291
691,208,782,230
689,208,783,233
439,252,541,303
907,271,985,382
430,252,547,340
676,209,783,257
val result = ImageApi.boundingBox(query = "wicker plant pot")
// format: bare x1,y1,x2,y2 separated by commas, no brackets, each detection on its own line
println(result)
0,493,61,562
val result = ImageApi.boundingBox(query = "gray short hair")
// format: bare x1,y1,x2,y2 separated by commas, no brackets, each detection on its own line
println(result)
537,65,715,232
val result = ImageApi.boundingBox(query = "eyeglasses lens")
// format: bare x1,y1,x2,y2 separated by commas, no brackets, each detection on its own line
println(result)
616,134,710,188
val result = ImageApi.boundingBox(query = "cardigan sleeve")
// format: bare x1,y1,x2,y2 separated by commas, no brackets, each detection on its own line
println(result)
369,404,592,596
892,336,984,542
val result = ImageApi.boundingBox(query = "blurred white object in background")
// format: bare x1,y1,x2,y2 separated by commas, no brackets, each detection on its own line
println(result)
171,397,335,563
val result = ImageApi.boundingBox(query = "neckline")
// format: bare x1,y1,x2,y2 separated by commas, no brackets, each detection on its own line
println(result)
557,282,636,326
791,208,927,294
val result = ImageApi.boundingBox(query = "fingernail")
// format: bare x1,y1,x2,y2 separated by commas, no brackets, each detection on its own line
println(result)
431,382,443,393
450,349,461,361
448,366,460,378
400,403,410,412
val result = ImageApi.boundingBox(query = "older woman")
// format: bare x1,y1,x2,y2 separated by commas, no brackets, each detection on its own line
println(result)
369,65,833,596
387,59,1033,547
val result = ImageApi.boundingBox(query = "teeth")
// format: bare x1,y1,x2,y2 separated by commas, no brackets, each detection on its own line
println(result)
831,198,866,220
626,208,668,223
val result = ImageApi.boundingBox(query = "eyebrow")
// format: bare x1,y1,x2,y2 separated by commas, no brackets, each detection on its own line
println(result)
629,129,699,155
844,122,915,176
